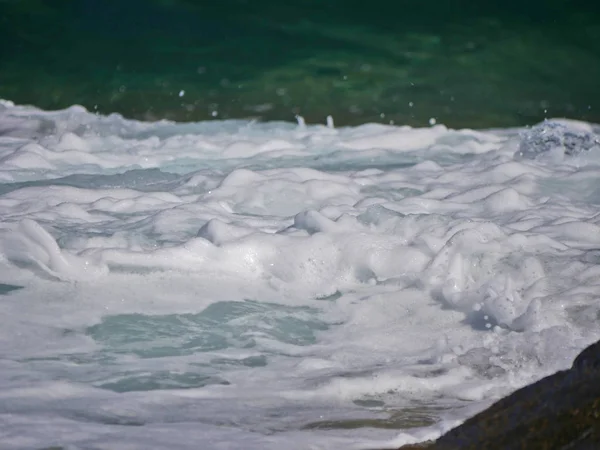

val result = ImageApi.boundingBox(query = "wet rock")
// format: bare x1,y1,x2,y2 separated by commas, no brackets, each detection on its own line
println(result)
572,339,600,372
398,339,600,450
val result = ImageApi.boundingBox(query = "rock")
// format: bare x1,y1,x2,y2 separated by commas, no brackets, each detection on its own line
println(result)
398,340,600,450
572,339,600,372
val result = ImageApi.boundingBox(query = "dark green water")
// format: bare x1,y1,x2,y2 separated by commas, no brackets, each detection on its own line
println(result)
1,0,599,127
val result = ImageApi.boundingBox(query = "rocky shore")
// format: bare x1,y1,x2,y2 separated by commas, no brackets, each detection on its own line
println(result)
398,340,600,450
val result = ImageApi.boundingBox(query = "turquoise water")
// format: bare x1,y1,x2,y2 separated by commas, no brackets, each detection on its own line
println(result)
85,301,328,392
1,0,599,127
88,301,328,359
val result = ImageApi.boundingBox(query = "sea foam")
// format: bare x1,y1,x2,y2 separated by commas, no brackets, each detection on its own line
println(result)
0,101,599,449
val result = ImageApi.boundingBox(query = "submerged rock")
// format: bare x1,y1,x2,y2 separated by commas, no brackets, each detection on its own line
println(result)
398,339,600,450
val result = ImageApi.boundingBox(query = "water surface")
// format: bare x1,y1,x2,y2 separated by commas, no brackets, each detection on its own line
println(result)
1,0,599,127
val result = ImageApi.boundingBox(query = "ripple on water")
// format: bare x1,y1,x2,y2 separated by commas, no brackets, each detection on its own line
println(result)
84,300,329,392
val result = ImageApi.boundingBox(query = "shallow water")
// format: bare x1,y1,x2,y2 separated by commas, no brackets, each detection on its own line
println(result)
1,101,600,449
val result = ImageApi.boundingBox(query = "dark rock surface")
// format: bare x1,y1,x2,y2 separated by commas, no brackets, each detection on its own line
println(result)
398,340,600,450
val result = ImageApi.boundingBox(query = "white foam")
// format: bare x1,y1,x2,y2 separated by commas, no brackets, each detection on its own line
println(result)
0,102,599,449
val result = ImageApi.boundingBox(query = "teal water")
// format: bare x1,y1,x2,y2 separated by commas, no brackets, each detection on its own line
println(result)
1,0,599,127
88,301,328,359
85,301,328,392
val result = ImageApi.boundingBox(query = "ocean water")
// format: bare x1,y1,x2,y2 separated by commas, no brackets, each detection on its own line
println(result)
1,99,600,449
2,0,600,128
